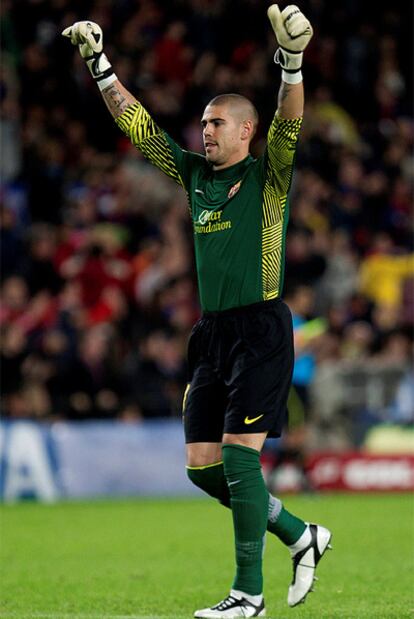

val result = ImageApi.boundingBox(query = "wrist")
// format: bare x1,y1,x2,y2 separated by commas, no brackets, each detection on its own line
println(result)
281,70,303,84
274,48,303,84
84,51,117,91
274,47,303,71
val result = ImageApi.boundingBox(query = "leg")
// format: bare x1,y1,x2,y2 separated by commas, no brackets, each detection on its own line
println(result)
186,433,269,513
187,442,223,467
184,322,265,616
186,442,229,504
189,302,332,615
184,360,230,503
187,434,332,611
187,437,307,543
184,355,312,549
194,431,288,617
193,431,268,618
221,433,268,597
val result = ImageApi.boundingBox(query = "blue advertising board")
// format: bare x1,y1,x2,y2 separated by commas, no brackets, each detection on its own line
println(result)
0,420,200,502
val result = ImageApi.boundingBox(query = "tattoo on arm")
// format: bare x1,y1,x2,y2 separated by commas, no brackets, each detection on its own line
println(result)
102,83,135,118
278,82,293,105
277,80,304,119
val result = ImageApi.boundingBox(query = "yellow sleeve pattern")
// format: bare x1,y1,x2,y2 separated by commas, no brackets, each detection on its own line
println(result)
266,112,302,195
115,102,184,187
262,114,302,300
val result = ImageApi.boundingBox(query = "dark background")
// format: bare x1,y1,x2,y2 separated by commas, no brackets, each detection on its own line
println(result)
1,1,413,447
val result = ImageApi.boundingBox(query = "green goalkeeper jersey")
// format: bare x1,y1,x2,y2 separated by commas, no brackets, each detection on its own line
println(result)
116,103,302,312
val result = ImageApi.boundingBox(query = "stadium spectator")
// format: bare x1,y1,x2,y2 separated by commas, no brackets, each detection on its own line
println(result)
358,231,414,309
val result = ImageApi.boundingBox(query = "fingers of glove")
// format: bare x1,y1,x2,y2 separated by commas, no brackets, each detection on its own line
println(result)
286,14,312,38
280,5,301,21
61,26,73,40
62,22,86,46
75,22,102,52
65,22,83,44
61,21,103,52
289,19,313,39
84,22,103,53
267,4,283,36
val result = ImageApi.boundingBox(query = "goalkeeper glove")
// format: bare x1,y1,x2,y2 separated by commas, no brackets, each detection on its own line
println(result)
62,21,117,91
267,4,313,84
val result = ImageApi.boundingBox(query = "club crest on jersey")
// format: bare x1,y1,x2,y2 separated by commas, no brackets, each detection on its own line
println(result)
228,180,242,199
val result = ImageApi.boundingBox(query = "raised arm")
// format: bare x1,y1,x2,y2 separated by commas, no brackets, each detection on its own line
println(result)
62,21,137,118
277,82,304,120
101,80,137,119
267,4,313,119
262,5,313,193
62,21,194,188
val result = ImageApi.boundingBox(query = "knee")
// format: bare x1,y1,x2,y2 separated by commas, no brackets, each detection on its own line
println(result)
222,443,261,482
186,466,206,490
186,442,222,469
186,462,222,491
186,462,229,504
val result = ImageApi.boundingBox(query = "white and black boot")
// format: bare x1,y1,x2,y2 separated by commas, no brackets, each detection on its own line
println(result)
194,590,265,618
288,523,332,607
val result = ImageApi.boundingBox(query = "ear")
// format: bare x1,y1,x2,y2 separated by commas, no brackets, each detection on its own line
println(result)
241,120,253,141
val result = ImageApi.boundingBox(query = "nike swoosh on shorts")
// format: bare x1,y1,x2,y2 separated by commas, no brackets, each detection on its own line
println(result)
244,414,264,425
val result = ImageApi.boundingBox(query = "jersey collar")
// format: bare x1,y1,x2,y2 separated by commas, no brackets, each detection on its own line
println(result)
210,154,254,180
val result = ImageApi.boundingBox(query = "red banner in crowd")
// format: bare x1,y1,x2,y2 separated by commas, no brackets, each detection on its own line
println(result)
306,453,414,492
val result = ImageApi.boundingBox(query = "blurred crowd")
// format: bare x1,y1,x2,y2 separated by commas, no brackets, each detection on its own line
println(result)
1,0,413,449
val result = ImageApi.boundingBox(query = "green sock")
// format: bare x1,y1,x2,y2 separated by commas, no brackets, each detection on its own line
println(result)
187,460,306,545
268,506,306,545
222,444,268,596
186,461,229,506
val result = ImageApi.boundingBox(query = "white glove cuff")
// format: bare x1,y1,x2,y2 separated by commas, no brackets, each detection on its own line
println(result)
85,52,116,90
281,70,303,84
97,73,118,91
274,48,303,71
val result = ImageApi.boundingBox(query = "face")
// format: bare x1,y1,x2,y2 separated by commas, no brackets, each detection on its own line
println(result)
201,104,250,169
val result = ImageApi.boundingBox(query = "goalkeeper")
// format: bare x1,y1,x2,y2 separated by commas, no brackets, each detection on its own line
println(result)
63,5,331,617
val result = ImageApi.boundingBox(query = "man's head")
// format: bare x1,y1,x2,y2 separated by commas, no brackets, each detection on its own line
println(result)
201,94,258,170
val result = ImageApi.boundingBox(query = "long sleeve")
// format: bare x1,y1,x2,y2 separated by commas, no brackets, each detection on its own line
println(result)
115,102,185,187
260,113,302,301
265,112,302,195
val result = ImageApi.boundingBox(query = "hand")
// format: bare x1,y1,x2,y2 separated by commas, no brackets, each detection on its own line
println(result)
62,21,116,90
62,21,103,58
267,4,313,53
267,4,313,81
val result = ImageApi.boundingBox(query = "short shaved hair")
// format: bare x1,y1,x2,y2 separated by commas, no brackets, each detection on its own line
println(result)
206,93,259,135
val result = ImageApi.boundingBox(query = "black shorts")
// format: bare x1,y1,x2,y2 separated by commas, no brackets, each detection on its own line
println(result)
183,298,294,443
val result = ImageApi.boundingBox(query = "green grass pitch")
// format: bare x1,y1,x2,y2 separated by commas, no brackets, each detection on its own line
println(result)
1,493,413,619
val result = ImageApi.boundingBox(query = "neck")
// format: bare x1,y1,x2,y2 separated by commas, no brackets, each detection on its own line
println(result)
212,151,250,171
